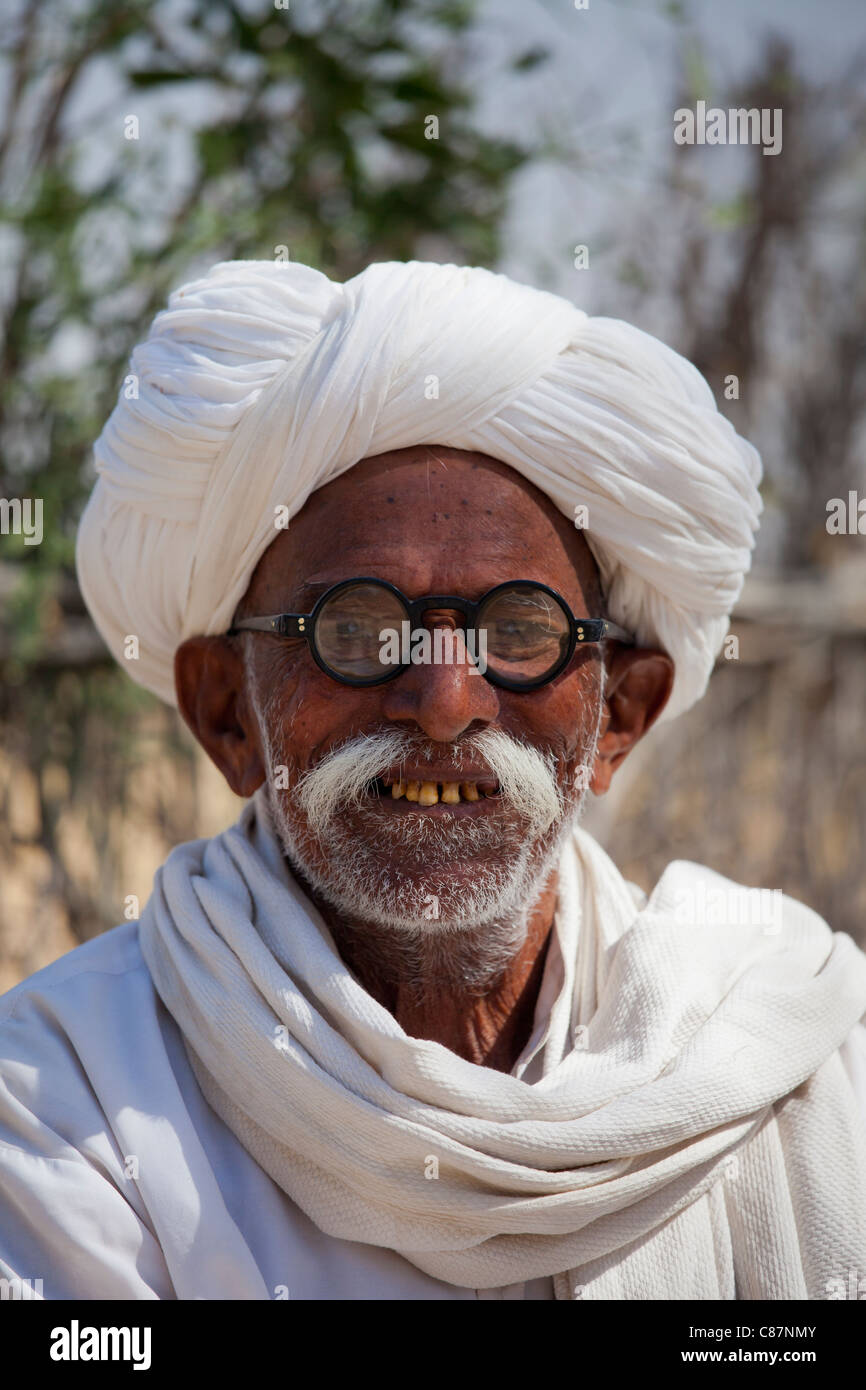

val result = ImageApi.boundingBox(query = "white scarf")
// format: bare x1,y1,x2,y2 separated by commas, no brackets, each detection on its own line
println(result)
138,790,866,1299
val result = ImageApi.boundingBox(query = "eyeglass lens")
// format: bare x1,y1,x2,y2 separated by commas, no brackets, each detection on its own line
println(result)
313,581,573,684
478,586,570,682
314,582,407,679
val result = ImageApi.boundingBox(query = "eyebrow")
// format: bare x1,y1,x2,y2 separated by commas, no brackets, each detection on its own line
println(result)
296,579,343,605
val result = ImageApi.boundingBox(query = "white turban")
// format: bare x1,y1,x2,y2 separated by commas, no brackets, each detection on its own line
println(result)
76,258,762,721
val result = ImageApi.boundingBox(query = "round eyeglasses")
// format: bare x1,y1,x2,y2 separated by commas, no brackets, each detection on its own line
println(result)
228,577,634,691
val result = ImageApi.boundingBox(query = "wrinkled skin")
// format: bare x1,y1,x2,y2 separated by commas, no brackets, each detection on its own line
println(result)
176,447,673,1071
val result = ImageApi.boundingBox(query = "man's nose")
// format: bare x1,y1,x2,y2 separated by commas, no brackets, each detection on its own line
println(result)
380,610,500,742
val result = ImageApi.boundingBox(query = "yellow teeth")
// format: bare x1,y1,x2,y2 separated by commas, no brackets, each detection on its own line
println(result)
382,778,494,804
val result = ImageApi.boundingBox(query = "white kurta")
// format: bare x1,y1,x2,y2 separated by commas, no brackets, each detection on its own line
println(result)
0,915,577,1299
1,913,865,1301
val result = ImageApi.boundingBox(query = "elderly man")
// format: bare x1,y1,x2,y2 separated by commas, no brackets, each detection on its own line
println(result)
1,258,865,1302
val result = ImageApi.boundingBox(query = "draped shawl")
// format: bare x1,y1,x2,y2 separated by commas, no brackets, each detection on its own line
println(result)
138,791,866,1299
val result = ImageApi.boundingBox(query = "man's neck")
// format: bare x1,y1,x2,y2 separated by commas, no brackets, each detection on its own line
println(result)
299,871,559,1073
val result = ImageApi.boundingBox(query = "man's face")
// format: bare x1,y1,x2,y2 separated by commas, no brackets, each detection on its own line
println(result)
231,447,607,940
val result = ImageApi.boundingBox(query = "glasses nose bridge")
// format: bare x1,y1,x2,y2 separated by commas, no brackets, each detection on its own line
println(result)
411,594,475,629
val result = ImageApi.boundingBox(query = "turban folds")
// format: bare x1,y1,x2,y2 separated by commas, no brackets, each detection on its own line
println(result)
76,258,762,721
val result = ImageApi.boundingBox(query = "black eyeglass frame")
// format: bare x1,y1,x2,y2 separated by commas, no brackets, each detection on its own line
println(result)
228,577,634,691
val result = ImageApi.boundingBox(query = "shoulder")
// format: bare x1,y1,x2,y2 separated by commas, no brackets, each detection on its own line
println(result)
0,920,156,1053
1,918,147,1012
645,858,832,938
0,921,168,1136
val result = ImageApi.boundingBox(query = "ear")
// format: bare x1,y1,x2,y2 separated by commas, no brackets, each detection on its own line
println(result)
174,636,266,798
590,645,674,796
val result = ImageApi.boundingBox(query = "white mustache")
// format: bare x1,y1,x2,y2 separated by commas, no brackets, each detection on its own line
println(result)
294,727,564,838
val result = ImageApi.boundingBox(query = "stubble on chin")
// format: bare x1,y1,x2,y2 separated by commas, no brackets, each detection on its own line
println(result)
263,749,586,945
266,781,575,999
244,659,601,991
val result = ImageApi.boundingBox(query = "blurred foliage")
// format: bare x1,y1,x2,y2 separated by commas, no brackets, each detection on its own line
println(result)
0,0,542,811
610,34,866,573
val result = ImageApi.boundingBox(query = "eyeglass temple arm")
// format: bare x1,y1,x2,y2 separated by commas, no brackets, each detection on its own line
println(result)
578,618,634,645
228,614,309,637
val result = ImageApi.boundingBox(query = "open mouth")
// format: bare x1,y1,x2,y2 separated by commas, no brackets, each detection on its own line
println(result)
367,777,501,806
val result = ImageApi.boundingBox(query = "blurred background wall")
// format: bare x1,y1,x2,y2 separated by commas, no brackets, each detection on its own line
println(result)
1,0,864,990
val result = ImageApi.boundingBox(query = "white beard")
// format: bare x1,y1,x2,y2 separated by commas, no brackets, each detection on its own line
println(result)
246,665,603,993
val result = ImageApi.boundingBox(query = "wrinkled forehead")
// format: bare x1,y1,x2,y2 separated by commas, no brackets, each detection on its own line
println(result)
236,447,604,618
